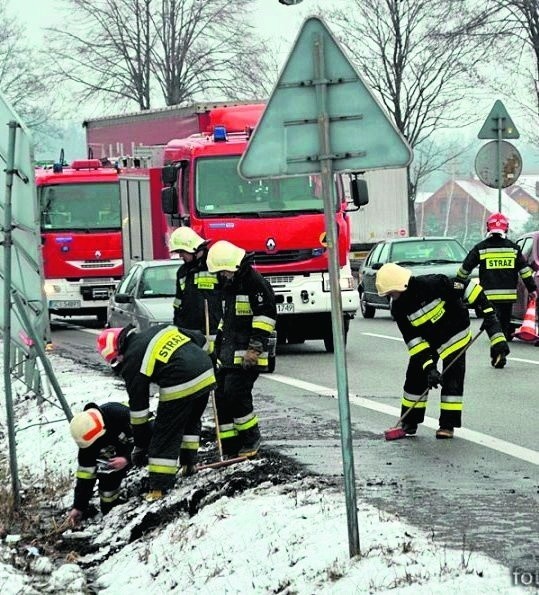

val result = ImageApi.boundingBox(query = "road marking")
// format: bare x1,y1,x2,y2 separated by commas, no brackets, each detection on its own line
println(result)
362,332,402,341
265,373,539,466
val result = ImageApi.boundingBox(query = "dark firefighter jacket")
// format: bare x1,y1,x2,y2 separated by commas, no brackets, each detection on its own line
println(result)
173,252,222,345
73,402,133,511
119,324,216,449
457,235,535,302
391,274,506,372
218,256,277,372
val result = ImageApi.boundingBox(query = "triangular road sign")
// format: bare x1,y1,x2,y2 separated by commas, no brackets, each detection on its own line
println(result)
238,16,412,179
478,100,520,140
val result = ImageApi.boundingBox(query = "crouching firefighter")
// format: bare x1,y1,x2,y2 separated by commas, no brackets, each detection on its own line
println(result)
97,324,217,501
67,402,133,526
376,263,509,439
207,240,277,458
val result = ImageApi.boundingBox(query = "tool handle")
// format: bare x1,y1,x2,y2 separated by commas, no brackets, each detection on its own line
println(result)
205,299,224,461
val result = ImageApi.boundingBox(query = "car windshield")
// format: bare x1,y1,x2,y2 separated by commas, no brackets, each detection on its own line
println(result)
139,265,178,298
390,239,467,264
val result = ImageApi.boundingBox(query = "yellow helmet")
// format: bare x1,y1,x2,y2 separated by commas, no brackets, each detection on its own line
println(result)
376,263,412,296
207,240,246,273
69,408,106,448
168,227,207,253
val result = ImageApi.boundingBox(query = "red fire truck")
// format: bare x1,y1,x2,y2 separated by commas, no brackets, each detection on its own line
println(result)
109,103,360,351
36,158,123,324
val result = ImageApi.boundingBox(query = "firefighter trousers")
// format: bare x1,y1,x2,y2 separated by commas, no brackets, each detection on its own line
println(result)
148,391,209,491
492,302,513,341
215,368,260,455
401,348,466,429
97,467,128,514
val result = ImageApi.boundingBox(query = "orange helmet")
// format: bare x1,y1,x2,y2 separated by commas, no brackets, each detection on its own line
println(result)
486,212,509,234
96,327,124,365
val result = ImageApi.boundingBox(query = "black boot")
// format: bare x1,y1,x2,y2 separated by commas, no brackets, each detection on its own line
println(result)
238,425,261,458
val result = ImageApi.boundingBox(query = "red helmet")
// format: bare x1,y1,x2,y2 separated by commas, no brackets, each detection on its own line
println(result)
96,327,124,365
486,212,509,234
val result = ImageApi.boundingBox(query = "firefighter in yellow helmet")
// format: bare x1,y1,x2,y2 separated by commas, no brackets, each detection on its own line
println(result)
169,227,222,353
67,402,133,526
376,263,508,439
207,240,277,458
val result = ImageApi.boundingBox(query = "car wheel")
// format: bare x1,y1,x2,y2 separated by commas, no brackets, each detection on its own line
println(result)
323,317,350,353
360,291,376,319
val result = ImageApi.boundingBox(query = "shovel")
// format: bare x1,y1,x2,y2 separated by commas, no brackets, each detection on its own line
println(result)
384,326,485,441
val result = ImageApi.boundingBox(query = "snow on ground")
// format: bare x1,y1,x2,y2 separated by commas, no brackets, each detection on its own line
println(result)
0,350,528,593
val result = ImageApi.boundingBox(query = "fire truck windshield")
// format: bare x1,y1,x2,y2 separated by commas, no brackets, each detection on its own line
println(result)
196,156,329,216
39,183,121,231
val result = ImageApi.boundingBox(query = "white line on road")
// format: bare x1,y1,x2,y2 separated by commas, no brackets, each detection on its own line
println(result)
265,373,539,466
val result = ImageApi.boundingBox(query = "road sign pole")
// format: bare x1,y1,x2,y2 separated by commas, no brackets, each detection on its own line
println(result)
497,117,502,212
313,31,360,558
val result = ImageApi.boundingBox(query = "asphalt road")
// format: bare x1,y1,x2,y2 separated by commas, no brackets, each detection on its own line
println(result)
49,312,539,575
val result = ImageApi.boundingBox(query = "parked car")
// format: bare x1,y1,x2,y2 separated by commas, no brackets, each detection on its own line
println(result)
510,230,539,335
358,236,471,318
107,260,180,330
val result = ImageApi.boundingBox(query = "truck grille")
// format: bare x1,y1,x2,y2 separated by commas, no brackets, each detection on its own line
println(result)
266,276,294,286
254,249,320,265
81,260,116,269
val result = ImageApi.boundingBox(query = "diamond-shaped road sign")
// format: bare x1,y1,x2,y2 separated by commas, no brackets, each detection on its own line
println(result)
478,100,520,140
238,16,412,179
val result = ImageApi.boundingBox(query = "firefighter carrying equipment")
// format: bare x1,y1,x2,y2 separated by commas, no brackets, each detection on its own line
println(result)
376,263,412,296
207,240,246,273
486,212,509,235
70,408,106,448
169,227,209,254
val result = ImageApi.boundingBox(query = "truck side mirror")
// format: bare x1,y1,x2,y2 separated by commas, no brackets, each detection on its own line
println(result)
161,165,178,185
351,178,369,208
161,186,178,215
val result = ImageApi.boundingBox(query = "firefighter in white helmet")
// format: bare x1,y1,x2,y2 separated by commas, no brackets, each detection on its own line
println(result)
376,263,508,439
96,323,217,501
457,212,537,363
206,240,277,458
169,227,222,357
67,402,133,526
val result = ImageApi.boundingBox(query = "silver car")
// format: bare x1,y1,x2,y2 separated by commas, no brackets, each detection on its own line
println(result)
107,260,180,330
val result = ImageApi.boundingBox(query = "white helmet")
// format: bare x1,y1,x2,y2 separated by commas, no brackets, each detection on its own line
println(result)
69,408,106,448
207,240,246,273
168,227,207,254
376,263,412,296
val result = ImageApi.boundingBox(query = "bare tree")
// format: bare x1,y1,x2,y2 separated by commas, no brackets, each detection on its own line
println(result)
48,0,271,111
0,2,55,128
330,0,489,235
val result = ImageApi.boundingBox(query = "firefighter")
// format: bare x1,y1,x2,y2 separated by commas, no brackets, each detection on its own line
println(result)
457,212,536,364
376,263,509,439
169,227,222,352
67,402,133,526
96,324,216,501
206,240,277,458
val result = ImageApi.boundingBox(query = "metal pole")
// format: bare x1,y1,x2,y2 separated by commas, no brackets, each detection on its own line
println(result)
497,116,503,212
313,32,360,557
3,121,21,508
12,292,72,421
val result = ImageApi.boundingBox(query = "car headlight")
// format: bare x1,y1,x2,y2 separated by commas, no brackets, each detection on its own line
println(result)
44,283,61,295
322,273,356,292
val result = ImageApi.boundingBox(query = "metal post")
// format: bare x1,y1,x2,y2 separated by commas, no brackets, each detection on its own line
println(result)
313,32,360,557
497,116,503,212
3,121,21,508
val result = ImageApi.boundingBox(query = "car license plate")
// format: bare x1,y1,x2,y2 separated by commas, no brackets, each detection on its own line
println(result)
50,300,81,309
277,303,294,314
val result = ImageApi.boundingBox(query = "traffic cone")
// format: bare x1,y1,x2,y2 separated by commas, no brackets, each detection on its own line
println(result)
513,297,539,342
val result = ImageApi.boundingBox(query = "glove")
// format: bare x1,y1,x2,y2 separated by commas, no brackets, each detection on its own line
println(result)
131,446,148,467
67,508,83,528
425,367,442,389
490,341,510,360
242,348,259,369
528,290,537,300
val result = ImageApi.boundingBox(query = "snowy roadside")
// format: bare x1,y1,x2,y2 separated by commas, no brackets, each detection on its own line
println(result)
0,350,526,593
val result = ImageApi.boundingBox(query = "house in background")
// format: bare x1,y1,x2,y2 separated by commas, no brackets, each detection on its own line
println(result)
505,175,539,215
415,178,532,248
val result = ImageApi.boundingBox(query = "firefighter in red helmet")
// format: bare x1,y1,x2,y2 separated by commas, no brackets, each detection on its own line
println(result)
457,212,536,367
97,324,216,501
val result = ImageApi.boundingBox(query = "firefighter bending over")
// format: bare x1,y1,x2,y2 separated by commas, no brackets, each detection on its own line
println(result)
67,402,133,526
457,212,536,364
376,263,509,439
207,240,277,458
97,324,216,501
